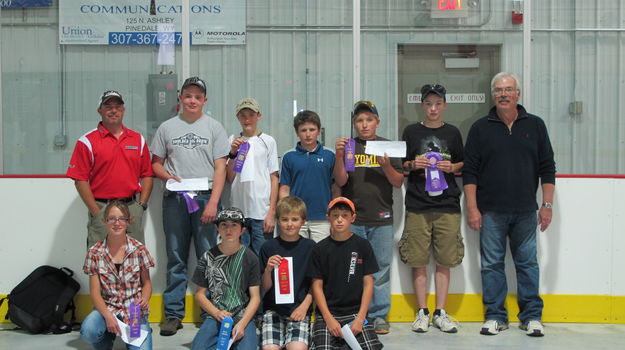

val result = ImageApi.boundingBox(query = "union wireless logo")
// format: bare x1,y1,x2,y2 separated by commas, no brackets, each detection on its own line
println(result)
172,133,209,149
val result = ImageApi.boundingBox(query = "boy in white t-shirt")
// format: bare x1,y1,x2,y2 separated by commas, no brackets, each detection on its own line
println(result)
226,98,280,255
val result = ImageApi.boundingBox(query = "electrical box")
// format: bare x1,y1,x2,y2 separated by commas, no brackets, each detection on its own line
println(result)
147,74,178,142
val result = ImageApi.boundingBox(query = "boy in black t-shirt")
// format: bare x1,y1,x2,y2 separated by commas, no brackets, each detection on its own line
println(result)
309,197,383,350
333,101,403,334
399,84,465,334
190,208,261,350
259,196,316,350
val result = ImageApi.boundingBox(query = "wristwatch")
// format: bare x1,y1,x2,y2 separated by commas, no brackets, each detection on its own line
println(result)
137,201,148,210
228,152,238,159
542,202,553,209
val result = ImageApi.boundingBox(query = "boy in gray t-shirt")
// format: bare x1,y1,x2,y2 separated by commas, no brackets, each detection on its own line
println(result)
151,77,230,336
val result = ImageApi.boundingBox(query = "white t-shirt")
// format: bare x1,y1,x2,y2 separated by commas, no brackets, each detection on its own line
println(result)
229,133,279,220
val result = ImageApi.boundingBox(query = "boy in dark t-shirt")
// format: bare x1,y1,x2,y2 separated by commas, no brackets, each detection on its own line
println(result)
309,197,383,350
259,196,315,350
333,100,403,334
399,84,465,334
190,208,261,350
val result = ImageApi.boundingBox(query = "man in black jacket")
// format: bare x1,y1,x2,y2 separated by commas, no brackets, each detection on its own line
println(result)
463,72,556,337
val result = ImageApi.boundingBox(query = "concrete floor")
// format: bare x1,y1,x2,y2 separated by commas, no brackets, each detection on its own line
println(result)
1,322,624,349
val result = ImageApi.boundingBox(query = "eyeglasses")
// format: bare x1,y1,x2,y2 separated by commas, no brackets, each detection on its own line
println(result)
106,217,129,223
421,84,446,95
101,104,124,111
492,87,518,95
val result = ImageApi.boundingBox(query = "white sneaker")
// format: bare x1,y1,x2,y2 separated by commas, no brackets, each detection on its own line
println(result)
432,310,459,333
520,320,545,337
411,309,430,333
480,319,508,335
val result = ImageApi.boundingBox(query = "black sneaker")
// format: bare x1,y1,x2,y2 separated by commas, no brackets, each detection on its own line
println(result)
160,318,183,336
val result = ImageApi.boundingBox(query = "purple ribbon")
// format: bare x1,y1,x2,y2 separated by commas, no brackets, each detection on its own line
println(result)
233,142,250,173
345,138,356,172
129,301,141,338
179,191,200,213
424,152,448,195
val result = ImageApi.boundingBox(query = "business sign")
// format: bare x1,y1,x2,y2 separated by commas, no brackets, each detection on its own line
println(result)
408,93,485,104
59,0,246,45
1,0,52,8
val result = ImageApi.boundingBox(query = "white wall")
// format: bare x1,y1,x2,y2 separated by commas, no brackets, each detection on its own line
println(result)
1,177,624,297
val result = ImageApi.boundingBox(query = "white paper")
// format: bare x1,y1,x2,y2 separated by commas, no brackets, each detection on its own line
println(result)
165,177,209,191
341,324,363,350
157,24,175,65
273,257,295,304
157,43,175,65
364,141,406,158
115,318,148,347
226,328,239,350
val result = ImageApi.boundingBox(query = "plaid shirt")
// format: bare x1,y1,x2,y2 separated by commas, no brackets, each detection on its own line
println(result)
83,236,154,323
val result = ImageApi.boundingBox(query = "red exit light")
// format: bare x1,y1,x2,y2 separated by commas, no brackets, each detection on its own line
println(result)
438,0,462,10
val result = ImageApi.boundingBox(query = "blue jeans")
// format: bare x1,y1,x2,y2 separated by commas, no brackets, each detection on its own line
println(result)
352,224,393,320
162,192,218,319
191,317,258,350
80,311,152,350
480,211,543,324
241,218,272,256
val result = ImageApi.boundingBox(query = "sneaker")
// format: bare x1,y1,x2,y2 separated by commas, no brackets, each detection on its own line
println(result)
520,320,545,337
432,310,459,333
373,318,390,334
480,319,508,335
159,318,183,336
411,309,430,333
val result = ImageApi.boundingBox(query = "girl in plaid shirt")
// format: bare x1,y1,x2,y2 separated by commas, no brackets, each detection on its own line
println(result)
80,200,155,350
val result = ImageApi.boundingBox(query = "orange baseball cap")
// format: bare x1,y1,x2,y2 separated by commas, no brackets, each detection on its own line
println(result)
327,196,356,213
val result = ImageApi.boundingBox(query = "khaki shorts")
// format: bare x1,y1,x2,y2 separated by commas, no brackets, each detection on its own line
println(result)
398,212,464,268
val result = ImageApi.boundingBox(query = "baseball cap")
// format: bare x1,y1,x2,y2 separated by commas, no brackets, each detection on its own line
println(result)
351,100,379,119
327,197,356,213
99,90,124,107
235,98,261,114
420,84,446,100
181,77,207,94
215,207,246,225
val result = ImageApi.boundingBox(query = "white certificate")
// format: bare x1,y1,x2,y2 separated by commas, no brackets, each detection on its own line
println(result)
165,177,209,191
274,257,295,304
115,318,148,347
364,141,406,158
226,328,239,350
342,324,363,350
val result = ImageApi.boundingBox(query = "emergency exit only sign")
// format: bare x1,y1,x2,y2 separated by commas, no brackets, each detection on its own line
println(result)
407,93,485,104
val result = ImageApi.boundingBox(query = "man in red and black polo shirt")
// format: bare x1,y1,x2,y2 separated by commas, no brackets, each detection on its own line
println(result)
67,90,153,248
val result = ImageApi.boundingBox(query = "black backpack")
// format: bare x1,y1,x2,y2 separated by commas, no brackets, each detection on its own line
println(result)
0,265,81,334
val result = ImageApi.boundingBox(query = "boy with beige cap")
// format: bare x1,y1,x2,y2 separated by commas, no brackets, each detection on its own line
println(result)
226,98,280,255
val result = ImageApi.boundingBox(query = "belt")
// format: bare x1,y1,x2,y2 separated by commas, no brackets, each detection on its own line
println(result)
95,196,135,203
